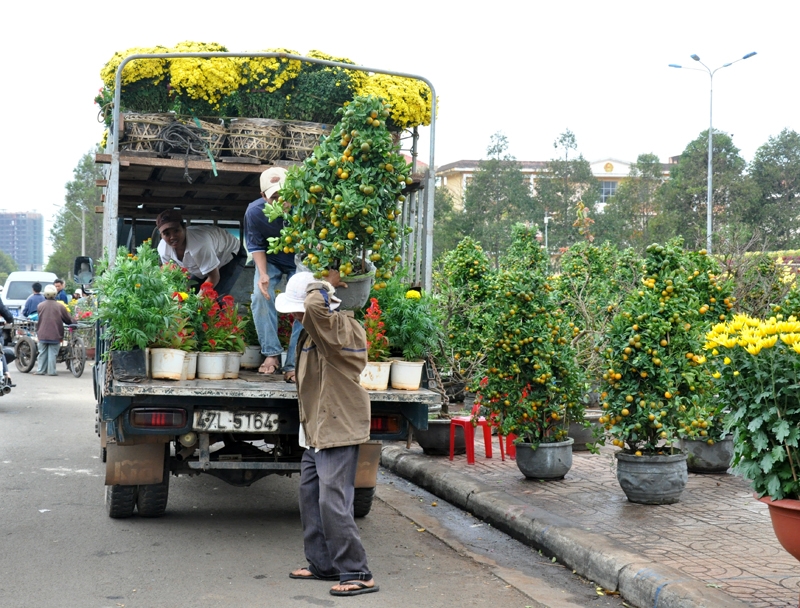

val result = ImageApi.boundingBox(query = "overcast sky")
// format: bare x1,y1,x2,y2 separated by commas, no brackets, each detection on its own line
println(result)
2,0,796,259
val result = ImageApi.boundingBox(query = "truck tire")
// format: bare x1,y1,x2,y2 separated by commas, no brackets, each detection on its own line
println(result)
106,484,137,519
15,337,36,373
136,449,170,518
353,487,375,518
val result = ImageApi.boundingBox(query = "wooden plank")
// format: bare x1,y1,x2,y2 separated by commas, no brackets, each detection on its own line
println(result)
94,206,104,214
96,179,108,187
101,194,105,202
119,195,251,208
119,179,257,197
97,152,294,174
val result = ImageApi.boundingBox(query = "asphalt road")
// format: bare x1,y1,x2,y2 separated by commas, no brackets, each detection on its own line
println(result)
0,366,623,608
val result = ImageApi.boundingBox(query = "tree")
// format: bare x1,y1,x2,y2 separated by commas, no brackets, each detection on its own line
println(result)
594,153,665,251
649,130,753,249
0,248,18,285
461,133,535,267
46,150,105,280
533,130,600,250
747,129,800,249
432,186,465,260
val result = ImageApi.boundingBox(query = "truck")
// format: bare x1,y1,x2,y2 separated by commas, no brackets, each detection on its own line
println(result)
90,51,439,518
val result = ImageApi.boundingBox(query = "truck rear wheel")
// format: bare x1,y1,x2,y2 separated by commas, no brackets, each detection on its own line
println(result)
353,487,375,518
105,484,138,519
136,448,170,518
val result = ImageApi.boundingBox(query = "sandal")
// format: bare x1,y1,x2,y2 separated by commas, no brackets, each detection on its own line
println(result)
330,580,379,596
289,568,338,581
283,370,296,384
258,356,281,375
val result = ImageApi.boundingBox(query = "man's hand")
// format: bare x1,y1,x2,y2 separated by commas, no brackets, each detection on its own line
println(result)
326,269,348,289
258,273,271,300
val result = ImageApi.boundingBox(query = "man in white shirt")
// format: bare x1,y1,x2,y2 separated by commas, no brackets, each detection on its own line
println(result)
156,210,245,296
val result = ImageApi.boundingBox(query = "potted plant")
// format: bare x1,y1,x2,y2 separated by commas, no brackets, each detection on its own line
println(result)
600,239,733,503
476,225,584,479
266,95,412,307
195,283,245,380
676,392,734,473
705,313,800,562
95,241,173,381
359,297,392,390
239,306,264,370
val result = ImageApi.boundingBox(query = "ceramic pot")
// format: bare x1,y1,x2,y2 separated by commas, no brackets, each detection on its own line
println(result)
414,418,466,456
390,360,425,390
360,361,392,390
757,495,800,561
197,352,227,380
615,451,688,505
679,436,733,473
568,409,602,451
224,352,243,379
150,348,186,380
240,345,263,369
515,438,574,480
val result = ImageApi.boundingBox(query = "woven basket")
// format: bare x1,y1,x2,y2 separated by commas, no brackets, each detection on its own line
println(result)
188,118,227,158
228,118,285,162
120,113,174,152
283,121,332,161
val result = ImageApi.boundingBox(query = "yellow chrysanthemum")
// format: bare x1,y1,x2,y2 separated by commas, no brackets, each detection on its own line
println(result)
405,290,421,300
723,357,731,365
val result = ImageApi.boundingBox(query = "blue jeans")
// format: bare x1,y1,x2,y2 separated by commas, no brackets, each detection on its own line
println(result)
251,262,303,371
36,342,59,375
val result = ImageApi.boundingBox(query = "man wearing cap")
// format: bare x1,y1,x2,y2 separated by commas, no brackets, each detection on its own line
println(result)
244,167,303,379
156,209,245,297
276,271,378,597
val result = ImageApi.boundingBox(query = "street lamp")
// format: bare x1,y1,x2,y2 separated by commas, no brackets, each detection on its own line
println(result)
669,51,756,254
543,214,552,253
63,206,86,256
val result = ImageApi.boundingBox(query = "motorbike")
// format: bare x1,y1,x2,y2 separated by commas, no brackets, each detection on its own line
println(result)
1,345,16,396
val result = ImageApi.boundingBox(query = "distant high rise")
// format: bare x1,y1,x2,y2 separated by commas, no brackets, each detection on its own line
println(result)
0,212,44,271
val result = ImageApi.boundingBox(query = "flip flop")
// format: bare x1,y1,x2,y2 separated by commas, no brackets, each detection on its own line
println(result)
258,359,281,375
330,581,379,596
289,568,338,581
283,370,296,384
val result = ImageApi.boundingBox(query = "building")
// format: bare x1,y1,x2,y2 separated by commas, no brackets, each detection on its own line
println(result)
0,212,45,271
436,158,672,211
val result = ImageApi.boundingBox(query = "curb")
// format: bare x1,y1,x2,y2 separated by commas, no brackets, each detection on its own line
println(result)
381,445,751,608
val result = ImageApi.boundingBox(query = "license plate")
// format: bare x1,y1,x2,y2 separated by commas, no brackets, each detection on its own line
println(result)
193,410,279,433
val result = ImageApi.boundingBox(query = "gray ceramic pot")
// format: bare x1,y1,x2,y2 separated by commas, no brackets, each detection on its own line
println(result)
615,451,688,505
414,419,466,456
679,436,733,473
515,438,574,480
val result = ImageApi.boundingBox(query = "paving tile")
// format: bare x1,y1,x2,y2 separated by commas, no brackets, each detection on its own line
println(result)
405,438,800,607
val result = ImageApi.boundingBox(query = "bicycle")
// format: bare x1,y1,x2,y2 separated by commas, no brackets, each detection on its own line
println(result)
13,321,86,378
60,325,87,378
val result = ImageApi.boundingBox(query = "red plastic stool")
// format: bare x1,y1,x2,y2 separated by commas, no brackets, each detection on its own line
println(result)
498,433,517,459
449,403,505,464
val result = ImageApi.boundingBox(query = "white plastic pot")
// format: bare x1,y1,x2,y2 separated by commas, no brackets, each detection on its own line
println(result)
390,360,425,390
224,352,243,379
150,348,186,381
240,345,263,369
359,361,392,390
197,352,227,380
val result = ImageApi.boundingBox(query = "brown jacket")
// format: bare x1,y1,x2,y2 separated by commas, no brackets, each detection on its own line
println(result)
36,300,75,343
295,285,370,450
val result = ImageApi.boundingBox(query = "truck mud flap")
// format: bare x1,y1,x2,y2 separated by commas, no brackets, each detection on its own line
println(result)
106,443,165,486
355,441,382,489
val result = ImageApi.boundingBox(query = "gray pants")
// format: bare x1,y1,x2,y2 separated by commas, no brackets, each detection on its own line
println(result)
299,445,371,582
36,342,59,375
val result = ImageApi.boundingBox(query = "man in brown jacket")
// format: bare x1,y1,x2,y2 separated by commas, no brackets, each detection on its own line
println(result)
35,285,75,376
275,271,378,597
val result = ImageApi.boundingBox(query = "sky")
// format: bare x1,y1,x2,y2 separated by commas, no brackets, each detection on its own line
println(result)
2,0,797,261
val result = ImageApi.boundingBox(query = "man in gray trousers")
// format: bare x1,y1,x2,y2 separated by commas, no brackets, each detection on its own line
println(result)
276,271,378,597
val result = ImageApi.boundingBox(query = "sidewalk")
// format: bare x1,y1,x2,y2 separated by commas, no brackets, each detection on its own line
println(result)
381,439,799,608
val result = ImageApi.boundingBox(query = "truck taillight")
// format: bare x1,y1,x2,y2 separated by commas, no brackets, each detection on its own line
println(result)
370,415,400,433
130,408,187,429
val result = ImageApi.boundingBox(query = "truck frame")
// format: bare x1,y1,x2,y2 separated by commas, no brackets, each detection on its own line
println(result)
93,52,440,518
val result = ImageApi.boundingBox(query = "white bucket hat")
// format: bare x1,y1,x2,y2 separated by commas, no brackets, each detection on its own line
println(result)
275,272,341,314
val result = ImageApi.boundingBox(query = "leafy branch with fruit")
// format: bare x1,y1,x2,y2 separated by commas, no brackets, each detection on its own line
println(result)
267,95,412,283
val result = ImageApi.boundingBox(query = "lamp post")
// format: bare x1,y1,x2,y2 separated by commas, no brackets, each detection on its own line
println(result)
543,214,551,253
63,207,86,256
669,51,756,254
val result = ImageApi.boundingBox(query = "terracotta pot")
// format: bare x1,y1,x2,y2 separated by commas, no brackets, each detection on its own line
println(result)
757,495,800,561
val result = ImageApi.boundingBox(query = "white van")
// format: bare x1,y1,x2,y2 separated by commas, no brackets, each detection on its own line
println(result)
1,271,58,317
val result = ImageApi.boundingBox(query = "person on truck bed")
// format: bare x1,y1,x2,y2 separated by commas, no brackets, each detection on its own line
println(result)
244,166,303,380
155,209,245,297
276,271,379,597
